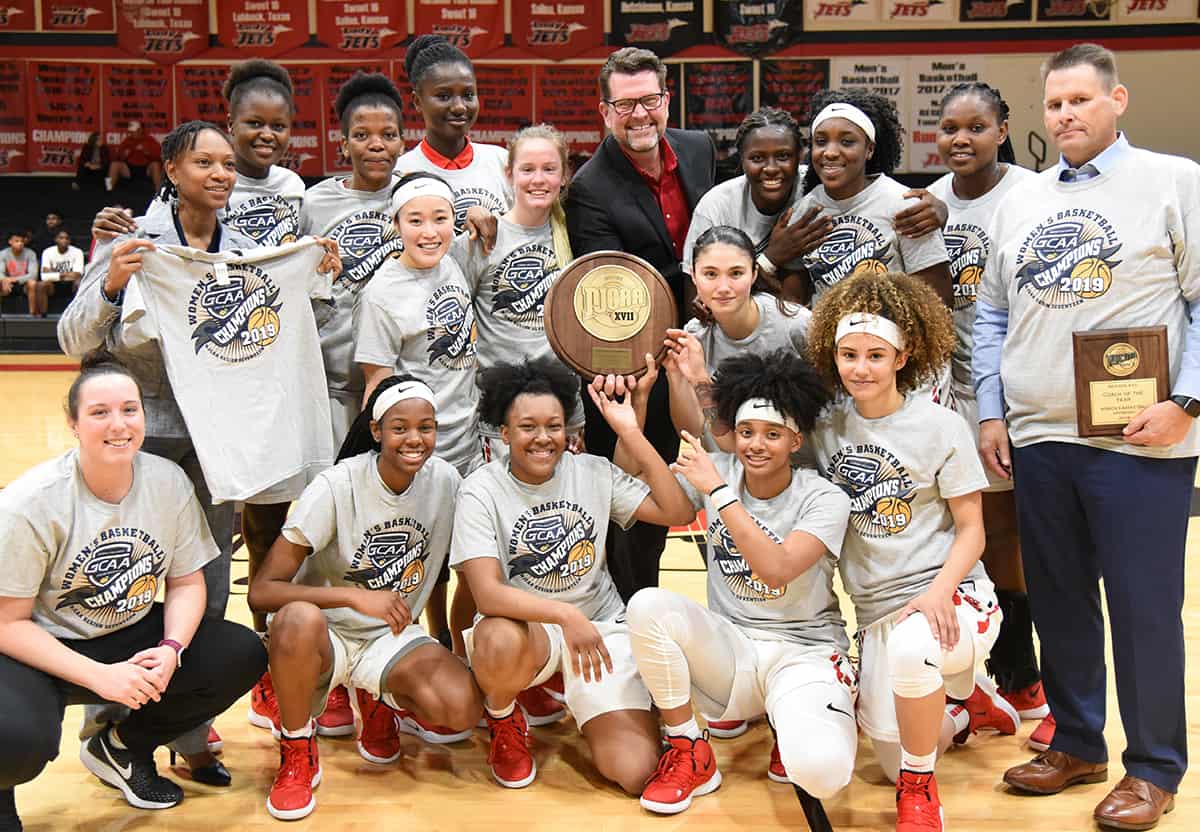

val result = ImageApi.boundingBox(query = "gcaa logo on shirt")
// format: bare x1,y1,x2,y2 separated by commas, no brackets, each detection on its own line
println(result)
828,444,917,538
187,264,283,364
226,196,300,246
709,517,786,602
943,223,989,312
425,284,477,370
329,210,404,290
452,188,507,234
804,216,891,291
56,527,166,629
1014,209,1122,309
492,243,556,330
344,518,431,594
508,501,598,593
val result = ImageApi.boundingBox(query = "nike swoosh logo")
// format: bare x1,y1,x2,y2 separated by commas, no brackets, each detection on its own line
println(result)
104,737,132,780
923,658,940,669
825,703,854,720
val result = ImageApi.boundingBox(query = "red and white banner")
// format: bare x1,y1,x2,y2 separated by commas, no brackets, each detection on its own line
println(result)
511,0,603,61
27,61,100,172
316,0,406,54
216,0,308,54
115,0,210,64
471,64,534,146
0,0,35,30
319,61,389,174
0,62,27,172
102,63,172,146
533,65,604,154
42,0,115,31
411,0,504,58
279,63,323,177
174,63,227,124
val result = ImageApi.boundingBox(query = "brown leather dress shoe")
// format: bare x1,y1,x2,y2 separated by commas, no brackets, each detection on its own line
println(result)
1003,750,1108,795
1094,775,1175,830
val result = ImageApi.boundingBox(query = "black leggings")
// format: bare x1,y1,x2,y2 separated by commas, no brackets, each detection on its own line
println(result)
0,604,266,789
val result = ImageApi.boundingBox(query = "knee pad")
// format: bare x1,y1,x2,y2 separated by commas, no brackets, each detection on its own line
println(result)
625,587,681,638
887,614,944,699
780,740,854,799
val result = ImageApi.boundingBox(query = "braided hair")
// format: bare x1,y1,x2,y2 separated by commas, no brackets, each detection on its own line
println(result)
734,106,804,157
802,88,904,194
405,34,474,91
157,121,233,203
222,59,295,115
334,72,403,137
940,82,1016,164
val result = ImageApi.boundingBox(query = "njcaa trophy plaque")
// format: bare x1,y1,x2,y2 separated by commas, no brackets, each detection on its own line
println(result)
1072,326,1169,437
545,251,678,378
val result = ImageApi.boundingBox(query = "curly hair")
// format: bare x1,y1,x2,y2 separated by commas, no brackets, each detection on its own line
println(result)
334,72,403,136
806,271,954,396
712,349,831,433
734,106,804,158
941,82,1015,165
223,59,294,115
803,88,903,194
405,34,474,90
337,373,426,461
477,357,579,428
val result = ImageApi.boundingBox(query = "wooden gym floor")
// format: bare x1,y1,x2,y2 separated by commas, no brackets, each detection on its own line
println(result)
0,355,1195,831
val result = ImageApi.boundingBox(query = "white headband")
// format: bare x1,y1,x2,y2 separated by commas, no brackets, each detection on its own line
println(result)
372,380,437,422
734,398,800,434
812,103,877,143
390,178,455,217
835,312,906,351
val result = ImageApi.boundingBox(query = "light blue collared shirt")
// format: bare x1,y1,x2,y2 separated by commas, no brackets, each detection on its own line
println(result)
1055,132,1130,182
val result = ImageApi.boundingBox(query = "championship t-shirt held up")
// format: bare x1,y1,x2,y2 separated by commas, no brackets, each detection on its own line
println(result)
121,239,334,503
0,450,217,640
283,451,461,639
450,454,650,622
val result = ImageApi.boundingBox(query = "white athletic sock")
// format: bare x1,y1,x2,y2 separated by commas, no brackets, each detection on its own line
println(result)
900,747,936,774
282,721,315,740
108,726,127,750
666,717,701,740
945,703,969,736
486,701,515,720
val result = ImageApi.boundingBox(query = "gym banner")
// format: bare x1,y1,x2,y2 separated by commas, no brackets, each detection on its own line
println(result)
960,0,1034,21
533,65,604,154
907,57,986,173
115,0,210,64
0,62,27,172
315,0,407,54
760,58,831,130
471,64,535,145
609,0,702,57
714,0,802,56
102,63,172,146
27,61,100,173
665,62,682,129
1036,0,1112,20
829,57,911,169
320,61,388,174
682,62,754,161
41,0,115,31
216,0,309,54
883,0,954,22
1117,0,1196,19
0,1,35,29
280,64,323,177
511,0,604,61
174,64,228,124
412,0,505,58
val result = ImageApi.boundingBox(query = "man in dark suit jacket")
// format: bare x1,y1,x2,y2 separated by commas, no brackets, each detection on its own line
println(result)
566,47,716,601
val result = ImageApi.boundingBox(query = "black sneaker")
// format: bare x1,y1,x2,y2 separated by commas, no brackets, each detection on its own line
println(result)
79,726,183,810
0,788,21,832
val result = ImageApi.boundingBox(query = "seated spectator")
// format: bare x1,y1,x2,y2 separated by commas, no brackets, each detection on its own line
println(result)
31,211,64,257
74,132,110,192
107,121,162,192
40,230,84,300
0,231,41,315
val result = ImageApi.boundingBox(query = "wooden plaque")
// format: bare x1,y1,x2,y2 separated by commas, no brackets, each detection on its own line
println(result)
1072,326,1169,437
545,251,678,378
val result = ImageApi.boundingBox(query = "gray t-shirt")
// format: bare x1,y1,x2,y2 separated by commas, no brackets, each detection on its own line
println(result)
282,451,461,639
354,257,480,476
796,174,949,298
684,293,811,374
808,395,988,629
395,142,511,234
300,174,404,395
677,453,851,652
682,170,808,274
1,247,38,282
223,167,305,246
450,454,650,622
0,450,217,639
928,165,1036,398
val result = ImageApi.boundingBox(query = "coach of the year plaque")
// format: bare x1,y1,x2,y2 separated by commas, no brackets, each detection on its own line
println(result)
1072,326,1169,437
545,251,678,378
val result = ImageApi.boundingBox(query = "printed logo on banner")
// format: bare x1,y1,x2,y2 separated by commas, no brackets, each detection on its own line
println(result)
425,284,476,369
432,23,488,50
828,444,917,538
527,20,587,46
0,149,25,169
492,243,556,329
337,26,398,50
0,6,28,25
326,210,404,291
1013,210,1122,309
1037,0,1113,17
889,0,944,16
709,518,786,602
725,17,790,44
960,0,1031,18
56,527,167,629
625,18,689,41
233,23,294,48
187,264,284,363
225,196,300,246
508,501,598,593
811,0,869,16
47,5,104,27
344,517,432,594
140,29,202,56
803,217,891,292
943,224,989,312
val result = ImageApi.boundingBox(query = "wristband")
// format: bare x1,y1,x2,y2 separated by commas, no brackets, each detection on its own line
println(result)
709,484,738,511
755,252,777,276
158,638,184,669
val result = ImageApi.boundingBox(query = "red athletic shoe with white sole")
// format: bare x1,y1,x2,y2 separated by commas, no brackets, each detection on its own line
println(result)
517,684,566,727
768,739,789,783
999,681,1051,720
395,709,474,744
706,719,748,739
316,685,355,737
267,733,322,821
352,689,401,764
207,726,223,754
953,676,1020,744
486,708,536,788
896,770,944,831
541,671,565,704
248,671,281,737
1028,713,1056,752
640,733,722,814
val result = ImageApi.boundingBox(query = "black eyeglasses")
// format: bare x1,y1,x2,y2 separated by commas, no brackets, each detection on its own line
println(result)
603,92,667,116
